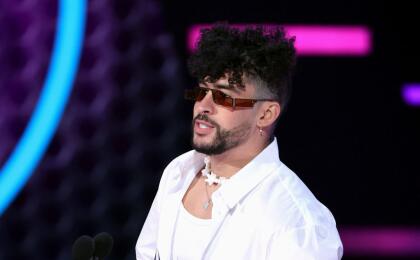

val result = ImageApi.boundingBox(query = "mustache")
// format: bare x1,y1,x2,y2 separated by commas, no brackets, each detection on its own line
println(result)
193,113,219,128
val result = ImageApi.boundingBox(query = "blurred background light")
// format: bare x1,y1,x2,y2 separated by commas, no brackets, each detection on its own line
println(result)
402,83,420,106
188,24,372,56
0,0,86,216
341,228,420,256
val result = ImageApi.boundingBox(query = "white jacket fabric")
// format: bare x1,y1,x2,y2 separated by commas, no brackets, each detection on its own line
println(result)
136,139,343,259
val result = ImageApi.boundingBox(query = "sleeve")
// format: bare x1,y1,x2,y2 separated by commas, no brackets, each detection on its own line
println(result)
135,162,174,260
266,224,343,260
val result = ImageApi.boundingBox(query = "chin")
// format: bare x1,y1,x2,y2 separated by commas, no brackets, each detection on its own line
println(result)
192,136,216,152
193,136,214,147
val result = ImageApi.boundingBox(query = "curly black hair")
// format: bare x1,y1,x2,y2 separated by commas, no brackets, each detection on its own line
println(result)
187,23,296,109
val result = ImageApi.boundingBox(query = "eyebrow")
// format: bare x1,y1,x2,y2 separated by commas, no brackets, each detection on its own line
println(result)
213,83,233,90
201,81,232,89
200,82,243,95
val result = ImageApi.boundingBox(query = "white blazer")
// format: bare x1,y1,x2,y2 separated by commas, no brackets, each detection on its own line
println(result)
136,139,343,259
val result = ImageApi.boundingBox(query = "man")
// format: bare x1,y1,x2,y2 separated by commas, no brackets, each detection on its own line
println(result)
136,24,343,259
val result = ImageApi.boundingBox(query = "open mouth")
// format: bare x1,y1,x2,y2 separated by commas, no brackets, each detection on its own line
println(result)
194,119,215,135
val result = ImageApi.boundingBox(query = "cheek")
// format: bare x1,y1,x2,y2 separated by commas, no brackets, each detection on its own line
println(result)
224,110,255,128
193,103,199,116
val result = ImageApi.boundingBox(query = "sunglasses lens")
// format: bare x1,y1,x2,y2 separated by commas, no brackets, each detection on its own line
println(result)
213,90,232,107
234,99,254,107
196,88,207,101
185,87,236,108
184,88,206,101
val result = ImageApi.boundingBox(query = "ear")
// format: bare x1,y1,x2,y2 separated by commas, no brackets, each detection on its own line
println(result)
257,102,281,128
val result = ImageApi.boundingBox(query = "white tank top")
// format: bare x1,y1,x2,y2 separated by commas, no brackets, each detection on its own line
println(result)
172,204,213,260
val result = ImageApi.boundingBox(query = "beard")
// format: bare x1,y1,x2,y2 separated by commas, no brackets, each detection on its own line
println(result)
191,113,252,155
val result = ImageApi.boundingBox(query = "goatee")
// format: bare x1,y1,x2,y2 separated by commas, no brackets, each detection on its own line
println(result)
191,113,251,155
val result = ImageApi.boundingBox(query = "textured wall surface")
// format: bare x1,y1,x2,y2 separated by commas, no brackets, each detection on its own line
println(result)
0,0,189,259
0,0,419,259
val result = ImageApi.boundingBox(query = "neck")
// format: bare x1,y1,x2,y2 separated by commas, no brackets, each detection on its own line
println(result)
208,137,271,178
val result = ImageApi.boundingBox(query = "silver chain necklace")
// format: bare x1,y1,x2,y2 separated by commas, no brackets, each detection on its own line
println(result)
201,156,228,209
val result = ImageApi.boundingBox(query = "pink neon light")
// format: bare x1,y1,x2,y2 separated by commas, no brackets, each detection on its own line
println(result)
340,227,420,256
188,24,372,56
402,83,420,106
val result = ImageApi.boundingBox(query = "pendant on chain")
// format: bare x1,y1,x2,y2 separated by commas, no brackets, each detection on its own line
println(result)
203,200,211,209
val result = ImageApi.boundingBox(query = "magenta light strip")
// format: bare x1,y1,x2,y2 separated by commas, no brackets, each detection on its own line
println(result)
402,83,420,106
340,227,420,256
188,24,372,56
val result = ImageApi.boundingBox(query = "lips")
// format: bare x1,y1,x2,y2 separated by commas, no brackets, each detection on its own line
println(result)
196,120,214,128
194,119,215,135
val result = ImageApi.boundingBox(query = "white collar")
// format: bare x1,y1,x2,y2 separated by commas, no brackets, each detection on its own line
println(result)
215,138,282,209
179,138,282,209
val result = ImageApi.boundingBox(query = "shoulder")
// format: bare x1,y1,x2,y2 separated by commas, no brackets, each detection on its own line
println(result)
251,162,338,234
258,164,343,258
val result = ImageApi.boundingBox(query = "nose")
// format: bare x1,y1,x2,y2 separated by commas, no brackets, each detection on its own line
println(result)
195,89,215,114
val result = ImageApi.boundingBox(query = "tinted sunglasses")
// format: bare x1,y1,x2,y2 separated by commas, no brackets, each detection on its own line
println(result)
184,86,276,110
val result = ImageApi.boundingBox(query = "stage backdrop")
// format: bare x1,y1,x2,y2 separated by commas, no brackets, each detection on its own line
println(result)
0,0,419,259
